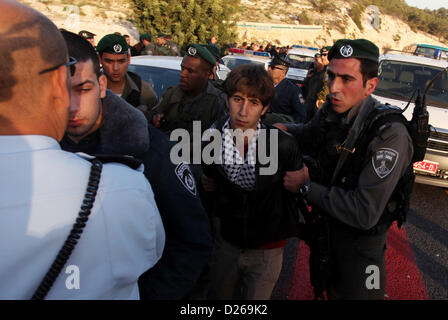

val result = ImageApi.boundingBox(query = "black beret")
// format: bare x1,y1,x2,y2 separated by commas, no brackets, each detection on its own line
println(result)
328,39,379,62
96,34,129,55
185,44,216,67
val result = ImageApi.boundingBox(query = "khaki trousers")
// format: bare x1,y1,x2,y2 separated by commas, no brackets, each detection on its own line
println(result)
208,239,284,300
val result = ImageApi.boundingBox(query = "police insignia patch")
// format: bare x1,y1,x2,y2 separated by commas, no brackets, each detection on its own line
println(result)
175,162,197,196
113,44,122,53
340,45,353,58
372,148,399,179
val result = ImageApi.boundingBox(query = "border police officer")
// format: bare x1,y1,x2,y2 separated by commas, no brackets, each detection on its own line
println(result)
278,39,414,299
150,43,227,137
60,31,213,300
97,34,158,120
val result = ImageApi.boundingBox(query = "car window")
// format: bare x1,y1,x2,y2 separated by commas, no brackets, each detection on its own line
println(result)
287,54,315,69
375,60,448,108
128,64,180,99
222,57,265,70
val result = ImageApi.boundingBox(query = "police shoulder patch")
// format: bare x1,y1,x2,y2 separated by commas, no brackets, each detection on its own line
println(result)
175,162,197,196
372,147,399,179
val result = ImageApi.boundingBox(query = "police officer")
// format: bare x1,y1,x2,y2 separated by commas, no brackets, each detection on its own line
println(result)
0,1,164,299
153,33,179,56
150,43,227,137
97,34,158,120
130,33,153,56
60,31,213,300
164,34,181,56
304,46,331,122
278,39,414,299
78,30,96,47
266,55,306,124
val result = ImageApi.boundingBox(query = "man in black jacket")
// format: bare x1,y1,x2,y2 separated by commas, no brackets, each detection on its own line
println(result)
201,65,304,300
60,31,213,300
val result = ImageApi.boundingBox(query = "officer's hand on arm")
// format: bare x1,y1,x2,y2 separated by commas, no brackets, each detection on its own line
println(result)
152,113,164,128
283,165,310,193
273,123,287,131
201,174,217,192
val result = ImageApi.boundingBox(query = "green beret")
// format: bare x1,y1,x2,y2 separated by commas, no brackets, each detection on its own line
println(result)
185,44,216,67
139,33,151,42
328,39,379,62
96,34,129,55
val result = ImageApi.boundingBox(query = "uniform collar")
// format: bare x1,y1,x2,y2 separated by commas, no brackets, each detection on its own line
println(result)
0,135,60,154
121,72,140,99
274,78,287,88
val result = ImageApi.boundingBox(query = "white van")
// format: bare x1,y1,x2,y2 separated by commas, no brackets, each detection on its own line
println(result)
372,53,448,187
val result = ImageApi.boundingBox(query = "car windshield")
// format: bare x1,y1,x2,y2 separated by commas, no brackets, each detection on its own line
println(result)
375,60,448,108
287,54,315,69
127,64,180,99
223,57,265,70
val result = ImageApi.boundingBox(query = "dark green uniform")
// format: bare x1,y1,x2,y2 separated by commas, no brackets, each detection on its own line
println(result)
121,72,158,120
153,42,179,56
286,96,413,299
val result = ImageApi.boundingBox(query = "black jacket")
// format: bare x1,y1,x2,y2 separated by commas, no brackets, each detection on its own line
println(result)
201,117,304,249
61,90,213,299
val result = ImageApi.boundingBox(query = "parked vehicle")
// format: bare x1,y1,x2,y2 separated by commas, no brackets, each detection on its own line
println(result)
221,48,271,71
128,55,230,99
372,53,448,187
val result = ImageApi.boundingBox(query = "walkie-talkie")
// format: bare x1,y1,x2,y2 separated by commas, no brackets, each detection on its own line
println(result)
410,89,429,162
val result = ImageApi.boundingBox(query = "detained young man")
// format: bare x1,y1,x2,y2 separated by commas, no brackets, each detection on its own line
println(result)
200,64,305,300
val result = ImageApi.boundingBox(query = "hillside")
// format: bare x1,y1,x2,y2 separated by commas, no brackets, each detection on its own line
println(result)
19,0,448,53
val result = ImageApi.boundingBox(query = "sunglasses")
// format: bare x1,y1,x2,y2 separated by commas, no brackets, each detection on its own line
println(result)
38,56,77,77
269,65,287,71
321,53,328,56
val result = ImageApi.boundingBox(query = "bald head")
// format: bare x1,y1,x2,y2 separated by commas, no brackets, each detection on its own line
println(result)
0,0,71,140
0,0,68,102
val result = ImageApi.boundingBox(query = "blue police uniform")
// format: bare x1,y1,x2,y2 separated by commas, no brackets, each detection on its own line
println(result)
60,90,213,300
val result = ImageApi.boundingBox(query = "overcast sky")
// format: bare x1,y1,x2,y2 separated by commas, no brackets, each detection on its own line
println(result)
405,0,447,10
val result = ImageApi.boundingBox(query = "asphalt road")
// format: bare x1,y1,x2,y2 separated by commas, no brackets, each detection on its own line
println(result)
406,183,448,299
272,182,448,300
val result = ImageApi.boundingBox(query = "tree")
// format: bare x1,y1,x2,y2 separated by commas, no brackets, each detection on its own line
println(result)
131,0,240,54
